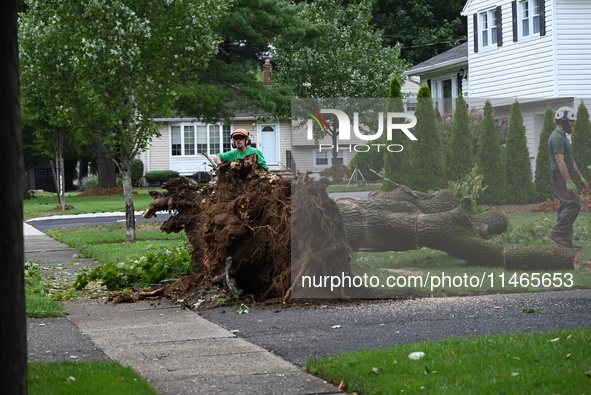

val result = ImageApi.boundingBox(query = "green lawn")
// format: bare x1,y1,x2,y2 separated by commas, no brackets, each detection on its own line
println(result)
29,361,158,395
307,328,591,394
351,212,591,297
46,223,187,265
23,189,161,220
25,196,591,395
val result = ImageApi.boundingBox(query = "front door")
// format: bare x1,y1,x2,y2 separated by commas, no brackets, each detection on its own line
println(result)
259,124,278,165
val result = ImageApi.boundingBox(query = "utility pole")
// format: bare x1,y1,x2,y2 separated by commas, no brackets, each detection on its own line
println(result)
0,1,28,393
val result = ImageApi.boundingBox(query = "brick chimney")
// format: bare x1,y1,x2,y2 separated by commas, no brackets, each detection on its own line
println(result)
262,59,272,85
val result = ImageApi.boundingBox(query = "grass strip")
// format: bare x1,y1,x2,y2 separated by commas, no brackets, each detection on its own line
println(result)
307,328,591,394
351,212,591,297
28,361,158,395
45,223,187,265
23,190,161,220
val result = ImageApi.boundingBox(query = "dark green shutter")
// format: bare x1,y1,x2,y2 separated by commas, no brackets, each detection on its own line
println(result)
496,6,503,46
540,0,546,36
473,13,479,53
512,1,518,42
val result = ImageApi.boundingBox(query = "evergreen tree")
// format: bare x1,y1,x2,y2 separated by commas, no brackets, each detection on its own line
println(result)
572,101,591,183
477,100,505,204
381,74,408,191
505,100,534,203
350,75,404,185
406,86,444,192
445,95,474,182
534,106,556,201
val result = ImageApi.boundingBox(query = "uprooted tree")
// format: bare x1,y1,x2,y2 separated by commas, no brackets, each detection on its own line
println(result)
143,155,582,303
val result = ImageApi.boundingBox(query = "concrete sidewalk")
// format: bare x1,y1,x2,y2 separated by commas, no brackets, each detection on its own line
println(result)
24,223,342,395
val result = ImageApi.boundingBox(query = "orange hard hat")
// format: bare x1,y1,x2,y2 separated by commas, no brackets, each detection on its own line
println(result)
231,129,249,138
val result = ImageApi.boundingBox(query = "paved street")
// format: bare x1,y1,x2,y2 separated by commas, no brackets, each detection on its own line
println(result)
201,289,591,366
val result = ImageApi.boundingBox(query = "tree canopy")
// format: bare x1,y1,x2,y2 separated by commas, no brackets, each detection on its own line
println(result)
19,0,230,241
371,0,467,65
175,0,316,122
272,0,408,181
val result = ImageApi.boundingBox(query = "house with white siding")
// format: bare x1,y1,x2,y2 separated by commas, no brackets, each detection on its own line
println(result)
139,116,293,176
140,79,421,179
407,0,591,175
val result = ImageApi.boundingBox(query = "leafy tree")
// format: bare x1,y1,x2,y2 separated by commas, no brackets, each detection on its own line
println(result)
534,106,556,201
381,74,408,190
505,101,534,203
572,101,591,183
406,86,444,192
175,0,315,122
20,0,229,241
445,95,474,182
477,100,505,204
272,0,408,182
371,0,467,65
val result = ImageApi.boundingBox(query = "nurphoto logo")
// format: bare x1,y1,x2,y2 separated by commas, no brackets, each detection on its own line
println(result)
293,98,418,153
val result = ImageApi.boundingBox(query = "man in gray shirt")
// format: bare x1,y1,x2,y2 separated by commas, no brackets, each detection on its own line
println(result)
547,106,589,248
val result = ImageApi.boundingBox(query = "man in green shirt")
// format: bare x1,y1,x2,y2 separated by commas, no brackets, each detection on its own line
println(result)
213,128,269,170
547,106,589,248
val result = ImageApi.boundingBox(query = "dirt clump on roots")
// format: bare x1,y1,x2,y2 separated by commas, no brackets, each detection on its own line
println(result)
142,155,355,309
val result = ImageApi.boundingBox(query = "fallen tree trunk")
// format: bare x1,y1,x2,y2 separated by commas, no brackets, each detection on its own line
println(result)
336,192,582,270
143,158,582,305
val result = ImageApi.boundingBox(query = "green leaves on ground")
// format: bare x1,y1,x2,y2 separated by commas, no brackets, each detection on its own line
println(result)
74,243,193,291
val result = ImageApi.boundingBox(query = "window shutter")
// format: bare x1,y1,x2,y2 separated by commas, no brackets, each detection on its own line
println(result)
473,14,479,53
512,1,518,42
540,0,546,36
496,6,503,46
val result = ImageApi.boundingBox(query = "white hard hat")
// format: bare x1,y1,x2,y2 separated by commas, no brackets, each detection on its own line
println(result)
554,106,576,121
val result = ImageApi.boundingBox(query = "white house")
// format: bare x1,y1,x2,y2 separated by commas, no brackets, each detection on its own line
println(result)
407,0,591,175
139,115,293,176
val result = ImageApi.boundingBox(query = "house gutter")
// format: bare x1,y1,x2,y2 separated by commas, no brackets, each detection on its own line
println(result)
405,57,468,77
152,116,259,123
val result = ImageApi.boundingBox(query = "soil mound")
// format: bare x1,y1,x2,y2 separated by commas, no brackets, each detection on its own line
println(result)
143,155,353,307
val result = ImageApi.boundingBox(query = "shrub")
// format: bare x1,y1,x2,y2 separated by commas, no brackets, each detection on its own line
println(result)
447,165,487,214
319,164,350,182
131,159,144,187
445,95,475,182
572,101,591,183
477,100,506,204
406,87,444,192
534,107,556,201
74,243,193,291
505,100,534,203
382,74,409,191
83,174,98,190
190,171,212,184
144,170,180,185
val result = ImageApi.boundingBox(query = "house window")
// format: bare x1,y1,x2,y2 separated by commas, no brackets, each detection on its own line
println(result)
170,123,231,156
315,150,344,166
171,126,182,156
316,150,328,166
222,125,232,152
184,125,195,155
196,125,207,154
480,9,498,47
518,0,541,38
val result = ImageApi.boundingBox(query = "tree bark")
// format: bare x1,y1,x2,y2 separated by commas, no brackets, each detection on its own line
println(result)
0,1,28,391
120,162,136,242
336,190,582,270
97,140,116,188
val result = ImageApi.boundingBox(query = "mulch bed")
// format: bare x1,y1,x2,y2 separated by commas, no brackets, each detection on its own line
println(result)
77,187,140,196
